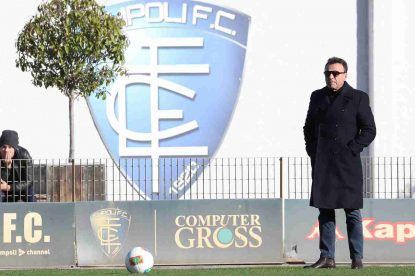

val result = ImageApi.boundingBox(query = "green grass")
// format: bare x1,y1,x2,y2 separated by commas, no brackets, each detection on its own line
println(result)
2,266,415,275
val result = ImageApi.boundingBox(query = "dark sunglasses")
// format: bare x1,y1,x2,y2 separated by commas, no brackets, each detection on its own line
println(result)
324,71,346,77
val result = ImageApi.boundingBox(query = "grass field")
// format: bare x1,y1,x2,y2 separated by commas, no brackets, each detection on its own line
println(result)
2,266,415,275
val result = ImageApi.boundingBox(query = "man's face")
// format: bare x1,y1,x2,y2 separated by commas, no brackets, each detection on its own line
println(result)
324,63,347,91
0,145,15,159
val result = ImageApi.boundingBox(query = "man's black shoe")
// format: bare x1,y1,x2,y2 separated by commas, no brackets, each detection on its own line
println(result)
351,259,363,269
304,257,336,269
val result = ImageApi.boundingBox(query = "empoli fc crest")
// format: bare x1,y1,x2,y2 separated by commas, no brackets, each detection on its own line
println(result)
90,208,131,257
87,0,250,199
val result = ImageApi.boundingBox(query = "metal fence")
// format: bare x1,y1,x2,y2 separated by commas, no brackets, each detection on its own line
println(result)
285,157,415,199
1,157,414,202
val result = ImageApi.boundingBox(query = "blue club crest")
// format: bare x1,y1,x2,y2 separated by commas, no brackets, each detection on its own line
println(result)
87,0,250,199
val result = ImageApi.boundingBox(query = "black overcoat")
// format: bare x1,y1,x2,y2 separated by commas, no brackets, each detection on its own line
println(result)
303,82,376,209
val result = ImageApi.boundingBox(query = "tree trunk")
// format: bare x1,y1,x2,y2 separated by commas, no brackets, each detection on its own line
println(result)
69,94,75,161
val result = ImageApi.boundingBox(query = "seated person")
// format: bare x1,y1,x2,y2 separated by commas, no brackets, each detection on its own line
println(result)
0,130,36,202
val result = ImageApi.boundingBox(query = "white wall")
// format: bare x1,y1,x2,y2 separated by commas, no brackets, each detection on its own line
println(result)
4,0,409,159
372,0,415,156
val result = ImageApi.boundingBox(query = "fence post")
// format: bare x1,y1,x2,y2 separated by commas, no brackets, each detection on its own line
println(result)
279,157,285,259
280,157,283,198
71,159,76,202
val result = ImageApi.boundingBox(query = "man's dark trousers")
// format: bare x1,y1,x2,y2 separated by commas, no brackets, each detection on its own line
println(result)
319,208,363,260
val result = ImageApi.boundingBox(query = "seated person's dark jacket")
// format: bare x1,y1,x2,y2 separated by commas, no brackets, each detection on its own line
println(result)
1,146,36,202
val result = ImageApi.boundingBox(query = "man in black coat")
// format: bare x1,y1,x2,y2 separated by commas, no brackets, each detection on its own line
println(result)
303,57,376,269
0,130,36,202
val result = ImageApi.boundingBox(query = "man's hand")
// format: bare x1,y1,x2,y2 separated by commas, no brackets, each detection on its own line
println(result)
4,150,13,168
0,179,10,191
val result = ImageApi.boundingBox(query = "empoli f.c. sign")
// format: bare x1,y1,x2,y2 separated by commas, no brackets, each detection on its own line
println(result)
87,0,250,199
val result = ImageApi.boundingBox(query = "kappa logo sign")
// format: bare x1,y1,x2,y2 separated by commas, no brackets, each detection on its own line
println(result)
306,218,415,244
87,0,250,199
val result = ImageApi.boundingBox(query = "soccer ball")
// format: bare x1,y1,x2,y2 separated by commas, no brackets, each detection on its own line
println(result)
125,247,154,274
